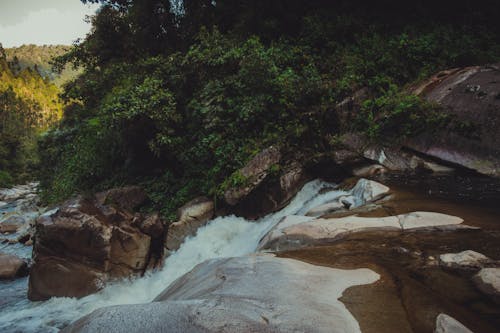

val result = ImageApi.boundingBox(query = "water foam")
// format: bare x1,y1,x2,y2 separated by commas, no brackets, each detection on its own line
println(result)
0,179,344,332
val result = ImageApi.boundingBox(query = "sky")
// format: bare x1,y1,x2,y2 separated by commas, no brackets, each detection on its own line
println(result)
0,0,100,47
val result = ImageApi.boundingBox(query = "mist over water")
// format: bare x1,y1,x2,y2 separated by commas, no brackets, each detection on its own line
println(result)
0,180,346,333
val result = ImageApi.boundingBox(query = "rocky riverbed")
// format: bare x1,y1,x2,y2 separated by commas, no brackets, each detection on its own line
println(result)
1,174,500,333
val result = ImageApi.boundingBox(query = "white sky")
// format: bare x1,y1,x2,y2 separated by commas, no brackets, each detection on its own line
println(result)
0,0,100,47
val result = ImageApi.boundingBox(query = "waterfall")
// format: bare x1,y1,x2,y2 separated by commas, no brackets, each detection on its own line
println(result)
0,180,346,333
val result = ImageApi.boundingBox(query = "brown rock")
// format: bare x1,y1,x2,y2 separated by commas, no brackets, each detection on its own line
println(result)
224,146,281,206
0,215,26,233
95,186,148,211
165,197,214,251
0,253,28,279
29,256,105,299
223,148,310,219
138,213,165,237
28,195,160,301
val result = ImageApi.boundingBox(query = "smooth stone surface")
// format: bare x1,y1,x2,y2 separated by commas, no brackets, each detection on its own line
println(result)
408,65,500,178
439,250,491,271
398,212,463,230
63,256,380,333
435,313,474,333
351,178,390,205
473,268,500,303
0,253,28,279
305,201,344,217
260,211,466,251
305,178,388,218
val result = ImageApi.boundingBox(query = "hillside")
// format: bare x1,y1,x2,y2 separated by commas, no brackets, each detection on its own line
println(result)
5,44,80,87
0,44,63,186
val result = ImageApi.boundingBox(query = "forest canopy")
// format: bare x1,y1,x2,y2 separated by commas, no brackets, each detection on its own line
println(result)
0,44,62,187
37,0,500,218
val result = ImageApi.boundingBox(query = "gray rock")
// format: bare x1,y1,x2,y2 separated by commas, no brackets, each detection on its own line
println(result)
62,256,379,333
439,250,491,271
473,268,500,303
434,313,473,333
259,211,465,251
408,65,500,178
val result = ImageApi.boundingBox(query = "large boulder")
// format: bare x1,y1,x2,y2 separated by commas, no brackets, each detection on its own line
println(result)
165,197,214,252
472,268,500,303
28,190,165,301
0,253,28,279
62,256,380,333
408,64,500,177
224,146,282,206
95,186,148,211
223,147,310,219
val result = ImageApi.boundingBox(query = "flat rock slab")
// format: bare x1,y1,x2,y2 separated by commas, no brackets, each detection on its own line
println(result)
63,256,380,333
435,313,474,333
439,250,492,271
473,268,500,303
260,211,466,251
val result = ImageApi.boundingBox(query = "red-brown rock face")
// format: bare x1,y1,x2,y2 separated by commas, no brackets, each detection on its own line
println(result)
28,187,164,301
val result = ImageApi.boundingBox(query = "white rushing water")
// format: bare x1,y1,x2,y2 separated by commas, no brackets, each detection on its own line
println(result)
0,180,347,333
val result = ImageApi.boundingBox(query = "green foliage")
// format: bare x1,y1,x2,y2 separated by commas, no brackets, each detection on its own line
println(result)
358,86,446,141
37,0,500,218
0,170,14,188
5,44,80,87
0,45,62,185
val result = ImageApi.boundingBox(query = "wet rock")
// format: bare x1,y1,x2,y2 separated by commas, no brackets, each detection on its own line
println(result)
62,256,379,333
0,214,27,233
165,197,214,252
473,268,500,303
0,253,28,279
224,146,281,206
29,257,106,299
259,211,466,251
0,183,38,202
305,178,389,218
305,201,344,217
350,178,390,204
95,186,147,211
224,149,309,219
28,194,162,301
408,65,500,177
439,250,492,271
434,313,474,333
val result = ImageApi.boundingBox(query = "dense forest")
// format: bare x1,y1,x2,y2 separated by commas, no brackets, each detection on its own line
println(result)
0,44,62,187
33,0,500,219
